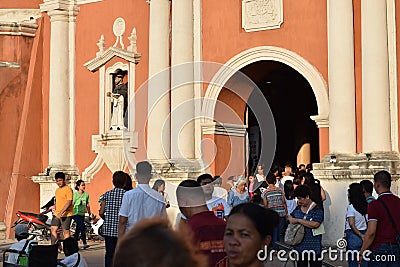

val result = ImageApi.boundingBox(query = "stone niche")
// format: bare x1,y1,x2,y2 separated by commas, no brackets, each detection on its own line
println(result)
82,17,141,181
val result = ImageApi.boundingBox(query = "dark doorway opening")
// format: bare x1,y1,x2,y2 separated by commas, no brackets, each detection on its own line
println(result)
243,61,319,174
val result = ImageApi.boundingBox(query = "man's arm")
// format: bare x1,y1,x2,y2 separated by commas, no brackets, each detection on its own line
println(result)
118,216,128,239
360,220,377,256
99,201,105,219
57,200,72,219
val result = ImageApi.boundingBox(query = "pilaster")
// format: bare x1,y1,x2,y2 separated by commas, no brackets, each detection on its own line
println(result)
327,0,356,153
147,0,171,164
361,0,391,152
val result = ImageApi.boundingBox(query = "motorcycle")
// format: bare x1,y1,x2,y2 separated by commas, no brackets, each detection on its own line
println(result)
13,197,104,241
12,211,51,241
12,197,58,241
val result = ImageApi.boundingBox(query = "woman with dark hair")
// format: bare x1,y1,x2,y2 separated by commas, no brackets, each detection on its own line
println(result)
288,185,324,267
303,173,326,206
217,203,279,267
72,180,91,249
284,180,297,216
345,183,368,267
152,179,170,208
99,171,126,267
123,173,133,191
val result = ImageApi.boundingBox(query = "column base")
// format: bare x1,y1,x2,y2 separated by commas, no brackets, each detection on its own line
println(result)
32,165,80,182
312,152,400,247
149,158,205,183
0,222,6,240
313,152,400,180
32,165,80,208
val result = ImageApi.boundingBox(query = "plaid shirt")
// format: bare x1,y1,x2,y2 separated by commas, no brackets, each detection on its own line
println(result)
102,188,125,237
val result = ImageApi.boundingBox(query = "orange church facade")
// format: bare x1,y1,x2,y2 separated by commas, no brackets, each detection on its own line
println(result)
1,0,399,244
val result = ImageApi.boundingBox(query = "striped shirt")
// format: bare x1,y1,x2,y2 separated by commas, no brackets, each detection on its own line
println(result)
262,187,286,217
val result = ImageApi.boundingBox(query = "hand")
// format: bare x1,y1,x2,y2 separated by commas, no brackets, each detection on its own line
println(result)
56,213,62,219
106,92,112,97
288,217,298,224
358,251,364,265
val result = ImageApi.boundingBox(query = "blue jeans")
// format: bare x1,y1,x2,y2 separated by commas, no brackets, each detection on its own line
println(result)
368,243,400,267
104,235,118,267
73,215,86,244
346,229,367,267
272,216,285,250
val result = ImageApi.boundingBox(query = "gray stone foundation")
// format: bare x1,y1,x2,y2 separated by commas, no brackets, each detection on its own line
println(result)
312,152,400,247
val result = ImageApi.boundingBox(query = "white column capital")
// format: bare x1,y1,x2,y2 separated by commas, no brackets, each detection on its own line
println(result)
40,0,79,21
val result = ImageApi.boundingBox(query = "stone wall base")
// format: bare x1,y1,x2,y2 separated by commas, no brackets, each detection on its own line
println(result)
312,152,400,247
32,165,80,209
0,222,6,240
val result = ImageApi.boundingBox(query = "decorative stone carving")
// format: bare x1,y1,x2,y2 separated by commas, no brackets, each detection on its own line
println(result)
242,0,283,32
82,17,141,180
82,131,138,181
113,17,125,49
96,34,105,57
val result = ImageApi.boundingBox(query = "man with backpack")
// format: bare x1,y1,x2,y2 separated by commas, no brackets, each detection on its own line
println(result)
7,224,37,265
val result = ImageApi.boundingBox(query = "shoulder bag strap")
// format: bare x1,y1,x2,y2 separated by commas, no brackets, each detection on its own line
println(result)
303,202,316,219
72,253,81,267
20,239,30,254
377,198,399,233
363,215,368,225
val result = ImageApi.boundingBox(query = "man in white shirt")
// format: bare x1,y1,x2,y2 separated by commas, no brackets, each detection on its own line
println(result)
197,174,230,220
118,161,166,238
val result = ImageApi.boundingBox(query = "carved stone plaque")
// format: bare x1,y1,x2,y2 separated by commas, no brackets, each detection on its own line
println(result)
242,0,283,32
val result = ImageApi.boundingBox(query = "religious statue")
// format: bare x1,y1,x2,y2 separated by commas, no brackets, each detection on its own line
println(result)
107,69,128,130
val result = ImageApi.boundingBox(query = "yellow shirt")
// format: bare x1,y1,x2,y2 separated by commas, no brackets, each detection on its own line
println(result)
55,185,74,217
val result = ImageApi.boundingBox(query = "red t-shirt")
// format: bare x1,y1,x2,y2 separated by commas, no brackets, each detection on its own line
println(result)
368,192,400,250
188,211,227,267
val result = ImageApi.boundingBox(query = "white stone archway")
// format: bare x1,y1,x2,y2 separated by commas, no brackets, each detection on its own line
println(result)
202,46,329,128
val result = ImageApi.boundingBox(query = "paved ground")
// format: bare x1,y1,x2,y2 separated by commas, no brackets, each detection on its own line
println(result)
0,239,105,267
0,238,347,267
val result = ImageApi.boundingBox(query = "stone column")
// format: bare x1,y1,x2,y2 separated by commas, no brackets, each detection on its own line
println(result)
40,1,79,172
328,0,356,154
147,0,171,162
362,0,391,152
171,0,195,160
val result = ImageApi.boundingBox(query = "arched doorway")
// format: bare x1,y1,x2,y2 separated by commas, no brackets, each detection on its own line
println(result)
202,46,329,177
242,61,319,174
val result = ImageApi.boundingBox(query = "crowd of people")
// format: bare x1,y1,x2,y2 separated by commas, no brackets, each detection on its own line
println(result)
6,161,400,267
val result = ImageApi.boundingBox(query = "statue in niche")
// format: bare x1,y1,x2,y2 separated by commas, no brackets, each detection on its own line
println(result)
107,69,128,130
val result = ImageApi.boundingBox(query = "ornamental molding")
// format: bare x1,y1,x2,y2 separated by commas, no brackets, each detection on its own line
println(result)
242,0,283,32
81,131,138,181
310,114,329,128
202,122,248,137
40,0,75,13
84,46,141,72
0,22,38,37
